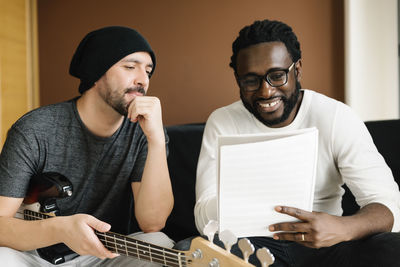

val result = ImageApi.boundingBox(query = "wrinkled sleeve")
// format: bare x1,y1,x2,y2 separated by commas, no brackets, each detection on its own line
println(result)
333,104,400,231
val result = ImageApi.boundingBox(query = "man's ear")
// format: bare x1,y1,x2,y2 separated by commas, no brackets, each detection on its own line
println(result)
93,81,99,89
295,59,303,82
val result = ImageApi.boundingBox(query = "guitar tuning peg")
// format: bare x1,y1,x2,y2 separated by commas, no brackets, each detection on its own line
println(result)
238,238,255,263
203,220,219,242
219,229,237,253
256,247,275,267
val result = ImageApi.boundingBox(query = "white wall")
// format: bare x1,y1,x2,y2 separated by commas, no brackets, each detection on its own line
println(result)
345,0,399,121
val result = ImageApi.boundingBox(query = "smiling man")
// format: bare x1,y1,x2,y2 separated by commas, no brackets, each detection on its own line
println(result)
0,26,174,266
194,20,400,267
237,41,302,128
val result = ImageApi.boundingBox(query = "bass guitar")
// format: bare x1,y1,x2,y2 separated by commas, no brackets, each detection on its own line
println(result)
17,172,274,266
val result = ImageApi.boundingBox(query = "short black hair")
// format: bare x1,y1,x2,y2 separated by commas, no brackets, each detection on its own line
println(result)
230,19,301,72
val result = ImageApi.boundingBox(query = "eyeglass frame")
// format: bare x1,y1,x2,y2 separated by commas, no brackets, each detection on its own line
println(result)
236,61,296,92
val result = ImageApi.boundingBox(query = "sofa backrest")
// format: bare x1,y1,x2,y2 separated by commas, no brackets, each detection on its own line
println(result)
164,120,400,241
163,124,204,242
365,120,400,179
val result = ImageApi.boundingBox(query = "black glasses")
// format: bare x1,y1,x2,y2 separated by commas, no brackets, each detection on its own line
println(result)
237,62,295,92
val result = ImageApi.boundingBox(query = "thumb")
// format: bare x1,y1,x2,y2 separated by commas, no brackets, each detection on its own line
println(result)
87,216,111,233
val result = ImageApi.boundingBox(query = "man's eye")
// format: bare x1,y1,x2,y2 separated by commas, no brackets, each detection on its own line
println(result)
243,77,259,85
269,72,285,81
125,66,135,69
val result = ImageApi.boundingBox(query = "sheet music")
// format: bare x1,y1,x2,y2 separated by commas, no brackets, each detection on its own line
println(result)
217,128,318,237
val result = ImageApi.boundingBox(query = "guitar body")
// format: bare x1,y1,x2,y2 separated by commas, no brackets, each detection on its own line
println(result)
23,172,73,212
36,243,76,265
18,172,75,264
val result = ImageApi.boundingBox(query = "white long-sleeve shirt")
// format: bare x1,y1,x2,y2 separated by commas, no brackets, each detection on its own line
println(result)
195,89,400,234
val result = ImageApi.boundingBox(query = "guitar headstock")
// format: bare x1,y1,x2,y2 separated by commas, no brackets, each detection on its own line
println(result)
183,221,274,267
184,236,255,267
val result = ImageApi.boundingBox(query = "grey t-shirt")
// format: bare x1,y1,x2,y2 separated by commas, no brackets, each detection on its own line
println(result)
0,98,168,234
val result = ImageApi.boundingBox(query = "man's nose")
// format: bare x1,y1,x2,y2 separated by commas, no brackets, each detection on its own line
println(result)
133,69,149,87
257,80,276,99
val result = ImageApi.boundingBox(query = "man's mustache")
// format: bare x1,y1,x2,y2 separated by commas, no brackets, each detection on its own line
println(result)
125,87,146,95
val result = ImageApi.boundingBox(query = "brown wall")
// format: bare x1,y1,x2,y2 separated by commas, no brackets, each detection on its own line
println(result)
37,0,344,126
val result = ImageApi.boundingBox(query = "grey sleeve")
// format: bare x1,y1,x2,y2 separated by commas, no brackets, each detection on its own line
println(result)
129,127,169,183
0,126,40,198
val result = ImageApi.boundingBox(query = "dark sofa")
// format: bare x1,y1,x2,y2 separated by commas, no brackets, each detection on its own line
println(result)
163,120,400,242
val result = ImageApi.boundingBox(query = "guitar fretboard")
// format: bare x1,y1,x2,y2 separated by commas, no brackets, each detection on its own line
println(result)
24,209,52,220
23,210,190,267
96,230,188,267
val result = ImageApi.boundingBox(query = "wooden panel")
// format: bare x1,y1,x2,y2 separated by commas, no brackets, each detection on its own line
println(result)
0,0,38,147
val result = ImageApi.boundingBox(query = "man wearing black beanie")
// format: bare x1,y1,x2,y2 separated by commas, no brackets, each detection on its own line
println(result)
0,26,174,267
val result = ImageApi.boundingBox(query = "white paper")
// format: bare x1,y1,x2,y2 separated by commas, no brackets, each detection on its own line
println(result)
217,128,318,237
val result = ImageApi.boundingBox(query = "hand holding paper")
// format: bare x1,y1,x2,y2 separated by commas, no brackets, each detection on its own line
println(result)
269,205,350,248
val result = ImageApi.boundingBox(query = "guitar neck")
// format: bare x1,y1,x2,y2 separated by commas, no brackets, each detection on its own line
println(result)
23,209,52,220
96,231,188,267
23,209,189,267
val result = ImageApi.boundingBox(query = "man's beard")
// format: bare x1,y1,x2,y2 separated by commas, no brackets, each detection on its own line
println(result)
240,81,301,127
100,86,146,116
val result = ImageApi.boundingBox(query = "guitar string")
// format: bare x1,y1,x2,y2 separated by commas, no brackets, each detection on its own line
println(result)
97,235,184,267
97,241,182,265
95,232,182,258
22,212,189,266
96,231,188,265
17,211,50,219
96,233,179,257
21,211,190,266
21,211,187,258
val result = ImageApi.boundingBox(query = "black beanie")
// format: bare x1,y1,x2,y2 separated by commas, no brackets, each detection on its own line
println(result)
69,26,156,94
